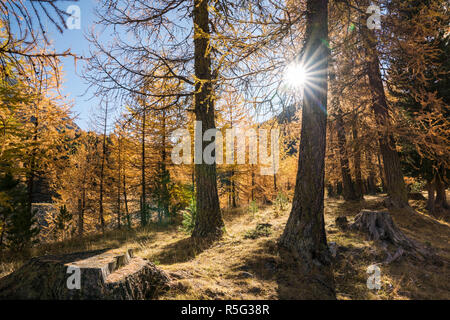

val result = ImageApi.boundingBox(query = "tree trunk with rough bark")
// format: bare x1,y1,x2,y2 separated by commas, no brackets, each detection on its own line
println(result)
376,152,386,191
117,136,122,229
231,178,237,208
191,0,224,238
431,174,449,222
251,167,255,202
434,173,449,211
27,116,38,219
365,152,377,194
99,104,108,233
78,196,84,237
352,124,364,199
123,173,131,228
0,216,6,250
280,1,334,295
140,108,147,227
425,179,435,212
336,109,358,201
360,5,409,208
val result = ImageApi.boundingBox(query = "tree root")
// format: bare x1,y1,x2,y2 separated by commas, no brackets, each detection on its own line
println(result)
350,210,438,264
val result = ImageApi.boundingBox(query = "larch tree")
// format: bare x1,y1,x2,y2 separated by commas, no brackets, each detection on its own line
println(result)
83,0,275,238
357,0,409,208
386,0,449,215
92,99,112,233
279,0,335,295
84,0,222,237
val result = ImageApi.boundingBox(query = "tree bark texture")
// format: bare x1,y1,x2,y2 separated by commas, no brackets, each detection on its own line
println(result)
191,0,224,238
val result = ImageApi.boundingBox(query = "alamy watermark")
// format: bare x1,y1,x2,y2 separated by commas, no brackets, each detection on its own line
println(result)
367,4,381,30
66,265,81,290
66,5,81,30
170,121,279,175
366,264,381,290
64,4,378,32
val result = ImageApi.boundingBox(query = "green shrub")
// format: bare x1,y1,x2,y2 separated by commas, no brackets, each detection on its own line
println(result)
180,197,196,234
275,192,288,211
244,223,272,239
248,200,258,217
54,205,73,239
409,180,426,193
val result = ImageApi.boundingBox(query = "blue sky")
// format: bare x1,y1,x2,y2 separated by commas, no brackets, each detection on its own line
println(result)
44,1,99,130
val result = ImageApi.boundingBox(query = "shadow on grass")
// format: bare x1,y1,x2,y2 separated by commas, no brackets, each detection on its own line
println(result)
276,247,336,300
42,248,112,264
222,204,274,225
233,238,336,299
0,225,161,266
150,236,216,265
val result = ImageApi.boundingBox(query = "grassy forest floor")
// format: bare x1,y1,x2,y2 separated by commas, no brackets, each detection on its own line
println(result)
0,194,449,299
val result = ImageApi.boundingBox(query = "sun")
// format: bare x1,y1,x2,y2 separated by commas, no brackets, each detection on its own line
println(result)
284,63,308,88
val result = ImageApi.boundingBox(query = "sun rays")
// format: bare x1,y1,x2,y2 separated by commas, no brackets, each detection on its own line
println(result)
282,41,329,101
284,63,308,88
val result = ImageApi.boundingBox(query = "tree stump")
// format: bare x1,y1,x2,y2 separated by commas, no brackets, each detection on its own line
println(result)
335,216,348,230
0,249,170,299
350,210,434,263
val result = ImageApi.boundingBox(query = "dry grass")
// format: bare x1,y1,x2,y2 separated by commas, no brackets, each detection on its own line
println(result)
325,195,450,300
0,195,449,299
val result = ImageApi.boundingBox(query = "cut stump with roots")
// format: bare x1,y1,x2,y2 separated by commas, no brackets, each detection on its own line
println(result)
0,249,171,300
350,210,437,264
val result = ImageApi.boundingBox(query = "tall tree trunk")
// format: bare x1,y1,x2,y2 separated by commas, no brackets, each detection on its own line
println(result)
99,104,108,233
78,195,84,237
273,145,278,193
79,162,87,237
117,136,122,229
352,123,364,199
123,173,130,228
365,151,377,194
280,0,334,285
27,164,35,217
228,105,237,209
231,177,237,208
326,184,335,198
335,108,358,201
425,179,435,212
336,181,343,196
191,0,224,238
434,172,449,210
0,215,6,251
27,116,38,216
159,111,170,218
376,152,386,192
251,166,255,202
360,6,408,208
141,108,147,227
273,172,277,192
